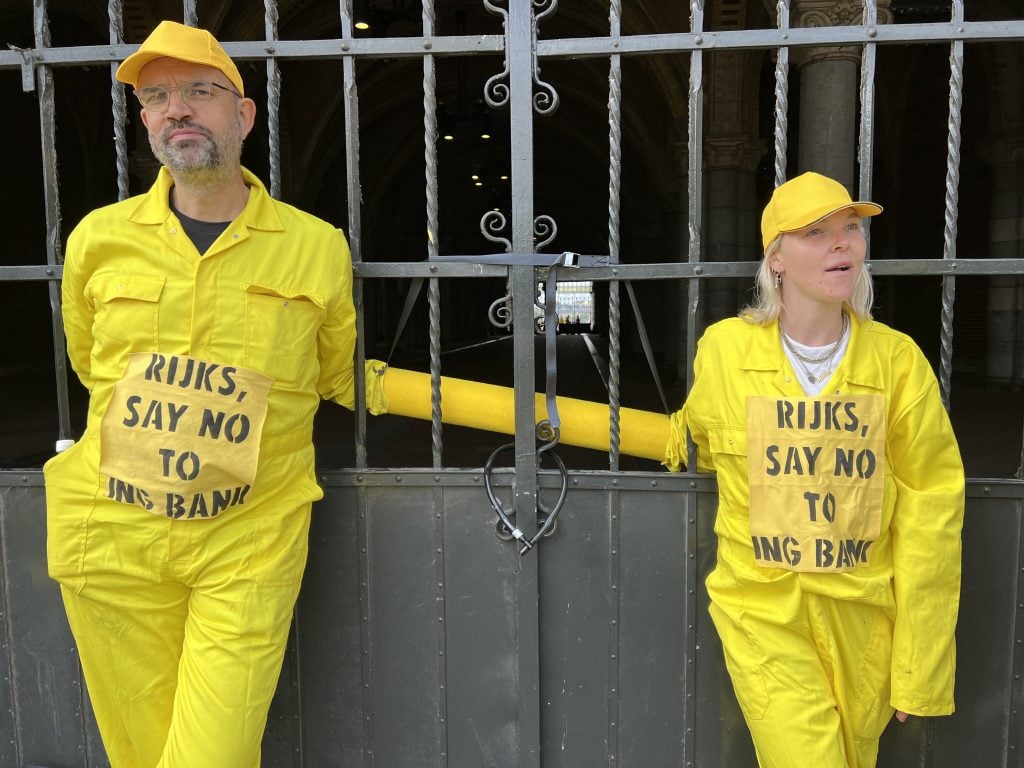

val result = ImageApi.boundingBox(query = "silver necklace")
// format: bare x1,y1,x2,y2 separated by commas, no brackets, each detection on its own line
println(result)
780,314,848,384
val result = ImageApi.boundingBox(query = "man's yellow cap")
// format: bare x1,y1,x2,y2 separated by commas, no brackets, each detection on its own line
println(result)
116,20,244,96
760,172,882,250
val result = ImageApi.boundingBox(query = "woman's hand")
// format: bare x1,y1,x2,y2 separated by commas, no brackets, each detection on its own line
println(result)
895,710,909,723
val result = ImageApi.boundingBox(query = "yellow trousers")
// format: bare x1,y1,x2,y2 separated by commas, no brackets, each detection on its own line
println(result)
711,590,895,768
50,471,310,768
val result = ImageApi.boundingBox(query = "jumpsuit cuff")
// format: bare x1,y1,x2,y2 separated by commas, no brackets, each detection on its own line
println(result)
365,359,390,415
662,409,688,472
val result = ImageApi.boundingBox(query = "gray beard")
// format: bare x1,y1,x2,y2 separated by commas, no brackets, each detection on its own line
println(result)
150,120,242,189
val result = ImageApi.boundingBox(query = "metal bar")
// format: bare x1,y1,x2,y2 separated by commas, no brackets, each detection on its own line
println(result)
108,0,129,201
422,2,448,760
265,0,282,198
938,0,966,411
683,6,704,764
607,0,622,473
12,20,1024,71
182,0,197,28
34,0,72,448
534,21,1024,55
684,0,705,478
772,0,790,188
423,0,443,471
8,257,1024,284
508,1,540,764
604,6,624,758
857,0,877,253
339,0,367,471
338,2,374,763
0,37,505,71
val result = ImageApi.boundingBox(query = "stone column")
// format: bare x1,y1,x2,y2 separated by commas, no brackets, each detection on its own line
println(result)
792,0,892,189
983,138,1024,384
703,136,767,323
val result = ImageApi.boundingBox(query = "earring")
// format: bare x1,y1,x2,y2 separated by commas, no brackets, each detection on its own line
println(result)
773,271,782,287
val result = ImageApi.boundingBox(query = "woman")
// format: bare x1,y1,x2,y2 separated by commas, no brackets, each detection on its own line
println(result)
665,172,964,767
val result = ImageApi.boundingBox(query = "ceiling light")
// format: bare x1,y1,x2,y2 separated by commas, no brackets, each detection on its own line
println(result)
355,20,370,30
481,133,491,140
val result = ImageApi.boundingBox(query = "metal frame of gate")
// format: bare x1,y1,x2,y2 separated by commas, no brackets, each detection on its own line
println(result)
2,1,1024,766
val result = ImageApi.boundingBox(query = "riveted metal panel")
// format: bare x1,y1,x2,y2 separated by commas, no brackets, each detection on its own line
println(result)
2,476,1024,765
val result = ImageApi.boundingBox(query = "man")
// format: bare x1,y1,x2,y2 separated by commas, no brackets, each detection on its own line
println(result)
44,20,356,767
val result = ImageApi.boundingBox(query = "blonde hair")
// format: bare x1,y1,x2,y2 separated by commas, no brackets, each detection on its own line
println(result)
740,233,875,324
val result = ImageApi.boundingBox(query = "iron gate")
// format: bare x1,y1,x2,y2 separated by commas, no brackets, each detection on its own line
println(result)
2,1,1024,766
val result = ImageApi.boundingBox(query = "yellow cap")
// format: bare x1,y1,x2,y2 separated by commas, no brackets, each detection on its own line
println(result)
116,20,244,96
760,172,882,250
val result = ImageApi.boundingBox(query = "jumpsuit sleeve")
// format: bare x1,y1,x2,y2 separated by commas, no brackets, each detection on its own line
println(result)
316,228,358,410
61,224,96,392
887,353,965,716
663,334,715,473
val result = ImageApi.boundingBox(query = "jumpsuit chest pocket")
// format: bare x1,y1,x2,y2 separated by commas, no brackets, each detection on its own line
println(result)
243,285,324,385
707,426,750,517
86,275,165,374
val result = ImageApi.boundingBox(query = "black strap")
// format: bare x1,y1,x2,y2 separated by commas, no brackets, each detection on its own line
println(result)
386,277,425,365
624,281,671,415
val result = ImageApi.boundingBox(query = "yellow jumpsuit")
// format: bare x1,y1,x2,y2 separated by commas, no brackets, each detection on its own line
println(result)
665,315,964,767
44,167,356,768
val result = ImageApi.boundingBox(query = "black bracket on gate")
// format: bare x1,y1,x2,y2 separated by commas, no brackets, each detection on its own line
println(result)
484,419,568,555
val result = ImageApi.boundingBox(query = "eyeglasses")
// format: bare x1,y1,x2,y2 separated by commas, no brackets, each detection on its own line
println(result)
133,81,240,112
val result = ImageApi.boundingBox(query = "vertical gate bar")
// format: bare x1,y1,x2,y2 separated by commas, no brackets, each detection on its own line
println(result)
267,11,297,760
856,0,877,230
684,6,704,766
606,0,622,473
938,0,965,411
182,0,197,27
508,2,540,767
338,6,373,767
108,0,129,201
422,0,443,470
772,0,791,189
605,6,624,761
33,0,72,447
421,3,448,765
339,0,368,470
265,0,282,199
684,0,706,473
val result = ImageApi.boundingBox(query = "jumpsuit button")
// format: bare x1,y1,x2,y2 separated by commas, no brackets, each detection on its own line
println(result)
233,233,239,239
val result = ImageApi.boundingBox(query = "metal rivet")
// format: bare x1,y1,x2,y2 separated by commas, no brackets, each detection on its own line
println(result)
341,42,350,51
650,480,658,487
694,265,703,275
694,35,703,45
429,264,438,272
45,268,54,276
867,27,877,37
424,40,433,49
266,46,276,54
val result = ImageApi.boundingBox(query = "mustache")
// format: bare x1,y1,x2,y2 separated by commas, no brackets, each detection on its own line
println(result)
160,120,213,142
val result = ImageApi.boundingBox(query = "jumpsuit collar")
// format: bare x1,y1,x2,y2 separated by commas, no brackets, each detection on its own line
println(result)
127,166,284,232
739,314,886,396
